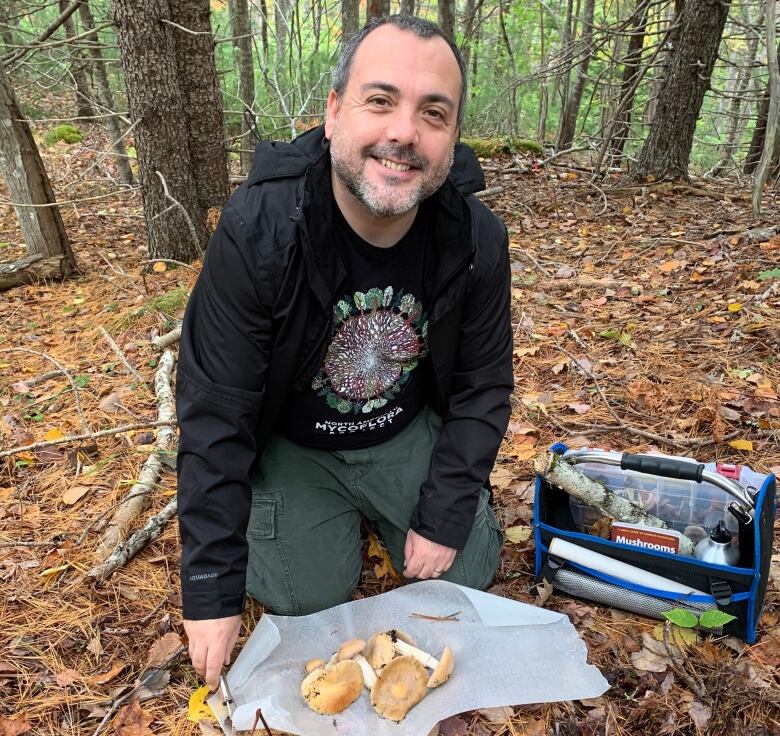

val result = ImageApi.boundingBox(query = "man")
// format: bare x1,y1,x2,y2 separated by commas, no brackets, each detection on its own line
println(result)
176,14,513,689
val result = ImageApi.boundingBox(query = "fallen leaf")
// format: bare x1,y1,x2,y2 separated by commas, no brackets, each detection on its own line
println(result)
144,632,182,668
534,578,553,607
113,700,154,736
0,716,32,736
99,392,122,413
478,706,514,723
727,302,742,312
688,701,711,729
504,526,531,544
134,667,170,701
43,428,64,442
568,402,591,414
524,718,547,736
438,715,468,736
630,647,669,673
555,265,576,279
188,685,215,723
659,260,681,272
728,439,753,452
90,661,126,685
152,262,167,273
489,465,516,492
55,668,80,687
62,484,93,506
198,722,222,736
652,623,699,647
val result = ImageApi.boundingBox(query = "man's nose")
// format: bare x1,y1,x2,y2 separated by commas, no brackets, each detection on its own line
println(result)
385,108,420,147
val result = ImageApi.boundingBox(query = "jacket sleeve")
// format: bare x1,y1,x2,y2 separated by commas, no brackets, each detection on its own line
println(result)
176,204,272,620
411,220,513,550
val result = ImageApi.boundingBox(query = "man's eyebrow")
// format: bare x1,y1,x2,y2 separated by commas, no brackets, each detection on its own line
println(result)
360,82,455,110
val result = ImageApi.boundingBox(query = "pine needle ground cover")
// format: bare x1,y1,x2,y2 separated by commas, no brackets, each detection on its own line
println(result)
0,126,778,735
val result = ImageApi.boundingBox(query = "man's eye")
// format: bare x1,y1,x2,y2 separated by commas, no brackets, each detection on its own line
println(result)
370,97,390,106
425,109,445,120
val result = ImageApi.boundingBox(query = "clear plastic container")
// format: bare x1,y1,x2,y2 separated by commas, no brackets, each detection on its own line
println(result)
568,463,739,540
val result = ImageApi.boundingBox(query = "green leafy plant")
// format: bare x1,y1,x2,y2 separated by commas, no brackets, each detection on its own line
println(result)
663,608,737,630
599,328,636,349
757,268,780,281
43,123,82,145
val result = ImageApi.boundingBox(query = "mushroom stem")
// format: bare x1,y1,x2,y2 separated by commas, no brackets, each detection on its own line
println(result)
392,639,439,669
354,654,378,689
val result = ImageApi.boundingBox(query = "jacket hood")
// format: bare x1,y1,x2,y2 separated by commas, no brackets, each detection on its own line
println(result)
246,125,486,196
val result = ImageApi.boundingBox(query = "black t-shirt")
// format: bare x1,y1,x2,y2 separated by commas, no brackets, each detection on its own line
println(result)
276,203,431,449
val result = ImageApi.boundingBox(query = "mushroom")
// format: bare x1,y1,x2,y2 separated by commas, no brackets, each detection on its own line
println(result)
304,658,326,674
353,654,378,689
336,638,366,662
370,655,428,722
390,638,439,669
300,659,363,715
387,628,418,647
426,646,454,688
366,633,396,670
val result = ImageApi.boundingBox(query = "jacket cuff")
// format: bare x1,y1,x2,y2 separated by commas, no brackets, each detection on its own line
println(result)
409,505,472,550
182,590,245,620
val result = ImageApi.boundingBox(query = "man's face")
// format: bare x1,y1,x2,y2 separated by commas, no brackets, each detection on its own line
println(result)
324,25,461,219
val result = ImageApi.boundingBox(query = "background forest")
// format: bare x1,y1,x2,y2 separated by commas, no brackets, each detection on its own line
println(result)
1,1,779,736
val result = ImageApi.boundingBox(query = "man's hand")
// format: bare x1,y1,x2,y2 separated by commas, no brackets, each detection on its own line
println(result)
183,615,242,690
403,529,456,579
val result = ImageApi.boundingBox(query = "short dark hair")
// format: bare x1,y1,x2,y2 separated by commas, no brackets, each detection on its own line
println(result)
332,14,468,127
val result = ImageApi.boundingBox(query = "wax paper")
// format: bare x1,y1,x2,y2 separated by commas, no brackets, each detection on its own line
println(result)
208,580,608,735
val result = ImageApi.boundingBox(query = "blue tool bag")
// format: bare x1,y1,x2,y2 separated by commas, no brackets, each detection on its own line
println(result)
533,445,776,643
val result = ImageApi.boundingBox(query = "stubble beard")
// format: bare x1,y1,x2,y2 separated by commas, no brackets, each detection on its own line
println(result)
330,134,455,219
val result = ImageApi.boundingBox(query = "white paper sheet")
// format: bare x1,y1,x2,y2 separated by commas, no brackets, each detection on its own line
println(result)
208,581,609,735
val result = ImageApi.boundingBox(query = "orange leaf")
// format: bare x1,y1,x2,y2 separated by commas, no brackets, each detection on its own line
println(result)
90,661,126,686
113,701,154,736
659,260,681,272
152,262,167,273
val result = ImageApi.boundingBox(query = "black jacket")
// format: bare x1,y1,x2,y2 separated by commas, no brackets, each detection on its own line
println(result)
176,126,513,619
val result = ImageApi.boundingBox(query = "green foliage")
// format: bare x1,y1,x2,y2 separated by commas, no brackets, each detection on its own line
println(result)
757,268,780,281
461,137,542,158
43,124,82,145
664,608,737,630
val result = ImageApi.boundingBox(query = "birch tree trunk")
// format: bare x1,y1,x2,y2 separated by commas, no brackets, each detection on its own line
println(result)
0,62,76,271
631,0,731,182
113,0,208,261
77,0,134,186
229,0,256,174
752,0,779,215
556,0,595,150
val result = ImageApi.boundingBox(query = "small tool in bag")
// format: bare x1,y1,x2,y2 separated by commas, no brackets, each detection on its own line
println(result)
534,445,777,642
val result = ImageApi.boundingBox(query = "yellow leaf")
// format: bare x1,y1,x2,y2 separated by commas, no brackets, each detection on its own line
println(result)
0,363,10,369
505,526,532,544
72,297,85,305
727,302,742,313
44,428,64,441
728,439,753,452
153,262,167,273
652,623,699,647
38,563,70,577
188,685,215,723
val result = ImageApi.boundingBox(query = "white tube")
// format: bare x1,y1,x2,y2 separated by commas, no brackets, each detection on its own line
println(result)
549,538,709,597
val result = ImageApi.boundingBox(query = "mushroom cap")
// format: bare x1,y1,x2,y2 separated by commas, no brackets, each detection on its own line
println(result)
366,633,396,670
304,658,326,674
387,629,418,647
336,638,366,662
301,659,363,715
427,646,454,688
370,655,428,722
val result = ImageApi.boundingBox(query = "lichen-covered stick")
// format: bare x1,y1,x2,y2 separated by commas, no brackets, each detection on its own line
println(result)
533,451,695,555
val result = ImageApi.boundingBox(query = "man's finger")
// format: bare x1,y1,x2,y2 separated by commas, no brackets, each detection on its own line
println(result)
205,645,225,690
189,644,206,677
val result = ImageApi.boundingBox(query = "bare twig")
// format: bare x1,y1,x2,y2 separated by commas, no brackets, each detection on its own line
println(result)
98,326,144,384
154,171,203,257
151,326,181,351
251,708,273,736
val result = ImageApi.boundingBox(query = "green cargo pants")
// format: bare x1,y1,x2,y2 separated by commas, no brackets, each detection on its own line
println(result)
246,405,504,615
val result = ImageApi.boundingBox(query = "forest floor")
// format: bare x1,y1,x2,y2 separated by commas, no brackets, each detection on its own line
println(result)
0,122,779,736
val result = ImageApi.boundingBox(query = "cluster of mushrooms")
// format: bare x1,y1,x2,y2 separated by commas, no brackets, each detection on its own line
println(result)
300,629,454,722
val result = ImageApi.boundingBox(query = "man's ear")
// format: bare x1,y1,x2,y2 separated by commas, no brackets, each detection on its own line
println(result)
324,89,340,141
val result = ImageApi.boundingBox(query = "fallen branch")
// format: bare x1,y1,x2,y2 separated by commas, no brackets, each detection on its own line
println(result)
87,498,177,582
0,419,175,460
95,350,176,559
151,325,181,350
532,451,695,555
0,254,71,291
475,186,504,199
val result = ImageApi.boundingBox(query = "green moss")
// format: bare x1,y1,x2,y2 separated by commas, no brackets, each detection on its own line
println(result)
461,136,543,158
43,123,82,145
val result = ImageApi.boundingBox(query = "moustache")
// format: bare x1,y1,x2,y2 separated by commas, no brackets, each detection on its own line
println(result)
363,145,427,171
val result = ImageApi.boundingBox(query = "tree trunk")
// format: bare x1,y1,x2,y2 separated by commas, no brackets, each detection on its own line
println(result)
258,0,269,58
367,0,390,22
0,62,76,270
745,42,780,175
400,0,415,14
556,0,575,117
610,0,650,159
498,0,518,135
341,0,359,42
77,0,134,186
229,0,256,174
537,0,548,146
556,0,595,149
59,0,95,118
631,0,731,182
438,0,455,43
275,0,291,66
709,2,763,177
113,0,208,262
169,0,229,209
